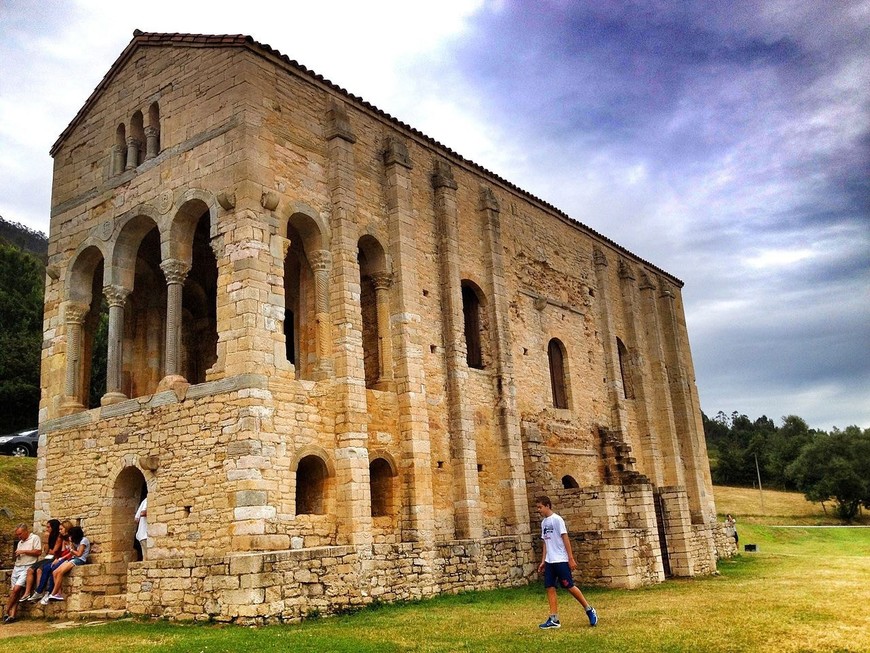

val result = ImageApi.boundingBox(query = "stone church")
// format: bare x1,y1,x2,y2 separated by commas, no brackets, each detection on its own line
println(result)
32,32,732,621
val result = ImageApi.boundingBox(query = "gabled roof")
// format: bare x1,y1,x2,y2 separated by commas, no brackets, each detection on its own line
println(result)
51,31,683,286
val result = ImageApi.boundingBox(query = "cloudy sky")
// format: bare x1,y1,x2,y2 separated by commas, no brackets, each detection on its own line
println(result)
1,0,868,429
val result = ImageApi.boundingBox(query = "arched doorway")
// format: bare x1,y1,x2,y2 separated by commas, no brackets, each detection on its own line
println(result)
110,466,148,579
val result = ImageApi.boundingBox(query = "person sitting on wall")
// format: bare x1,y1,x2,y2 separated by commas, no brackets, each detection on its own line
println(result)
2,524,41,624
28,519,71,603
19,519,61,602
43,525,90,603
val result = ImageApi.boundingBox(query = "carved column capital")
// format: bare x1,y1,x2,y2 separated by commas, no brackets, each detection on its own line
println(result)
103,284,131,308
144,125,159,139
432,160,458,190
160,259,192,285
309,249,332,273
64,302,90,325
125,136,141,149
370,271,393,292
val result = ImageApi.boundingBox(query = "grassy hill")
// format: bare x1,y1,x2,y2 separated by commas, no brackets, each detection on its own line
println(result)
713,484,869,525
0,456,36,568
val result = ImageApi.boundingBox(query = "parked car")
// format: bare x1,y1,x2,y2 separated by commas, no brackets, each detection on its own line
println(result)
0,428,38,457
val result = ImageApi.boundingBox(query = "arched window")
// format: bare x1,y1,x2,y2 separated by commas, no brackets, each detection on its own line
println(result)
461,281,485,369
562,475,579,489
369,457,395,517
283,212,325,380
548,338,569,409
358,235,389,389
181,209,218,383
617,337,634,399
296,455,328,515
129,111,144,169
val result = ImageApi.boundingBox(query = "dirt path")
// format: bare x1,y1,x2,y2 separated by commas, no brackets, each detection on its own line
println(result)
0,618,105,639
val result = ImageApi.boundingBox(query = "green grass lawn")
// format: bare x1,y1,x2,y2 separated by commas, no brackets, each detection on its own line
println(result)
2,522,868,653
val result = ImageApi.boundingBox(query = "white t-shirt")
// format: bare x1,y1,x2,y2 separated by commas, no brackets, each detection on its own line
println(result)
15,532,42,567
541,513,569,563
135,498,148,542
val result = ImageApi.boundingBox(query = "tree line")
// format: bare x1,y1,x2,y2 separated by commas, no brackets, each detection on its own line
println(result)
703,411,870,521
0,217,47,433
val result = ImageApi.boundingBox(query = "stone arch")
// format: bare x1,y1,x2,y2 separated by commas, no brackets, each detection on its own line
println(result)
165,198,218,384
561,474,580,489
368,450,398,518
277,202,330,252
64,244,108,409
107,462,149,570
461,279,489,369
66,242,107,305
283,209,329,378
128,110,144,169
548,337,570,409
291,446,335,517
167,190,221,257
109,210,162,290
358,234,391,388
107,213,165,399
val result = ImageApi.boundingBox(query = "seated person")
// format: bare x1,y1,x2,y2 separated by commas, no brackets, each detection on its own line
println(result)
18,519,60,603
42,525,90,603
26,519,67,602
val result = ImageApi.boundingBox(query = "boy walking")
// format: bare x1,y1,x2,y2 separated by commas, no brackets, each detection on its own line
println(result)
536,495,598,629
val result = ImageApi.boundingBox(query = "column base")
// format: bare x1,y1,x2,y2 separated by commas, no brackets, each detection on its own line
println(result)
59,399,86,416
157,374,190,395
100,392,129,406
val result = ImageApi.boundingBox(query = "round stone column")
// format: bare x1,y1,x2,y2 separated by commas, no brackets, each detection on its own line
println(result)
101,284,131,405
60,302,89,414
125,137,140,171
370,271,394,385
159,259,191,382
309,249,333,376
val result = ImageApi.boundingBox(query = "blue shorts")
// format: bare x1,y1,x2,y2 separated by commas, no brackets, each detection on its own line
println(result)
71,557,87,566
543,561,575,589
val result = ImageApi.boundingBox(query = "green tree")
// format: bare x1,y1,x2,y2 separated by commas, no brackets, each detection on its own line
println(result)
787,427,870,521
0,242,45,431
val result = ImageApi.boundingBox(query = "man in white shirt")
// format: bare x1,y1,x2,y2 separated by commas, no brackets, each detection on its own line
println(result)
3,524,41,624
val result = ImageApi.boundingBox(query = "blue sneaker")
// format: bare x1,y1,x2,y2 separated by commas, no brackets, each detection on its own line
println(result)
539,616,561,629
586,606,598,626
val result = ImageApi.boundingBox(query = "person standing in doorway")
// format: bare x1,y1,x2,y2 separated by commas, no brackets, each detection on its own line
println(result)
134,496,148,560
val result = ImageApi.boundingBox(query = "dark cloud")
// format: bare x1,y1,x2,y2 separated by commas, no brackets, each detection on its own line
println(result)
438,0,870,427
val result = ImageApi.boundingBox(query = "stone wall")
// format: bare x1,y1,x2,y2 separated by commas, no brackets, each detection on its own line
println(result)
122,537,533,623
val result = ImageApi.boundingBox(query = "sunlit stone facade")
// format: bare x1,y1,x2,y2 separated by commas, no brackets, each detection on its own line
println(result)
32,32,733,622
